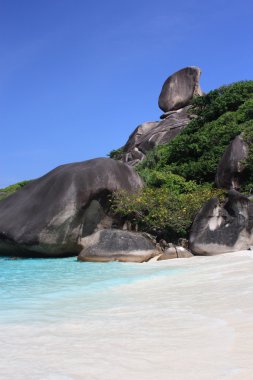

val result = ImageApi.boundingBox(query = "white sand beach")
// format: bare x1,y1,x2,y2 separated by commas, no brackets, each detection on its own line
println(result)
1,251,253,380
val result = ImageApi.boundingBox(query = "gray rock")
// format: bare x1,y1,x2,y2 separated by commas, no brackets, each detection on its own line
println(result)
177,238,189,249
123,122,160,153
159,110,179,120
78,229,159,262
158,67,203,113
0,158,143,257
158,247,178,260
122,106,191,165
175,247,193,258
189,190,253,255
159,239,168,249
215,135,248,190
157,247,193,260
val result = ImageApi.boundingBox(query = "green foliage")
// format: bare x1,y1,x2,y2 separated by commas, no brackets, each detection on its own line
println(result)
112,185,224,239
137,81,253,185
111,80,253,239
0,180,31,201
190,81,253,122
137,168,198,193
108,147,124,160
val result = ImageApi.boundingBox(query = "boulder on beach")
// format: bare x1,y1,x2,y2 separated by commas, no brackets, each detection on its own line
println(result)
0,158,143,257
189,190,253,255
215,135,248,190
158,66,203,113
78,229,159,262
157,247,193,260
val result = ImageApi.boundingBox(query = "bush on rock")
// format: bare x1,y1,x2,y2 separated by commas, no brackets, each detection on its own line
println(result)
112,185,224,240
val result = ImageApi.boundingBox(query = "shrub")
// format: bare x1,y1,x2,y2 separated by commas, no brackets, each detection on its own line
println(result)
112,185,224,240
108,147,124,160
0,180,31,201
136,169,198,193
111,81,253,239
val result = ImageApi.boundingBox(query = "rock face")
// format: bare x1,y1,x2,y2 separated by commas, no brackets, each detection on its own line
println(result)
78,229,159,262
158,67,203,113
122,107,192,165
189,190,253,255
122,121,160,165
215,135,248,190
119,67,203,166
0,158,143,257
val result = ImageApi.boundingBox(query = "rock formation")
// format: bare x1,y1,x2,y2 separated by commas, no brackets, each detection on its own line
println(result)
122,107,193,165
0,158,143,257
189,190,253,255
0,62,204,259
215,134,248,190
158,66,203,113
120,67,203,166
78,229,159,262
4,66,238,260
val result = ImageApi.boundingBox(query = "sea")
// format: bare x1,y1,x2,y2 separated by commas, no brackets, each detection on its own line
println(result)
1,252,253,380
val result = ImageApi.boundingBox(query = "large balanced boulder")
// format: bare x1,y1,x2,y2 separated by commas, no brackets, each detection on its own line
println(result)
189,190,253,255
119,67,203,166
158,67,203,113
215,135,248,190
78,229,159,262
0,158,143,257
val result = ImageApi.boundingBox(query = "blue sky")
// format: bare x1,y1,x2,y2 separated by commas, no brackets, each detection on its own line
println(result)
1,0,253,187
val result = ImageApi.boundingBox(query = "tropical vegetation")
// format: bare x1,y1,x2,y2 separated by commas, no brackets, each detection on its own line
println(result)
112,81,253,240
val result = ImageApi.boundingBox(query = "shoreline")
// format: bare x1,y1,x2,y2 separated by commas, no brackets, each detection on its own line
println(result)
1,250,253,379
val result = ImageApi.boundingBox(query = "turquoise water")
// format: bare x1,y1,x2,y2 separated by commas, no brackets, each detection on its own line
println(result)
0,256,180,324
1,254,253,379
